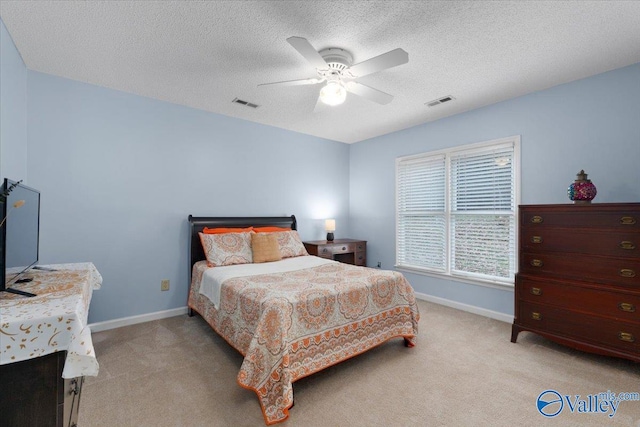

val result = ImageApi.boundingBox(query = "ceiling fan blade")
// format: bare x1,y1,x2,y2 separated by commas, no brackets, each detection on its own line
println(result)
345,82,394,105
348,48,408,77
258,77,323,87
286,36,328,70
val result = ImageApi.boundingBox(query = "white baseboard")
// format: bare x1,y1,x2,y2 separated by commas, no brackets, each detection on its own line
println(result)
89,306,188,333
414,291,514,323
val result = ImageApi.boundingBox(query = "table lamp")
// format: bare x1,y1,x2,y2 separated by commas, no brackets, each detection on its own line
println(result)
325,219,335,242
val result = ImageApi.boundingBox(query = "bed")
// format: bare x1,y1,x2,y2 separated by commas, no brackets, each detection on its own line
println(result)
187,215,420,425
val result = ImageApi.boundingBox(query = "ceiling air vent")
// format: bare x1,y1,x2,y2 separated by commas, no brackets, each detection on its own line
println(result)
232,98,259,109
425,95,455,107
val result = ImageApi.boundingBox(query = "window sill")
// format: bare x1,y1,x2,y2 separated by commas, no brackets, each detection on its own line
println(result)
395,265,515,291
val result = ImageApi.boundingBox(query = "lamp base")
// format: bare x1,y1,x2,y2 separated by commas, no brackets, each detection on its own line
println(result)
326,232,334,242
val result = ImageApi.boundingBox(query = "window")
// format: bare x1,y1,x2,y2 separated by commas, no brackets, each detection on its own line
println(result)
396,136,520,286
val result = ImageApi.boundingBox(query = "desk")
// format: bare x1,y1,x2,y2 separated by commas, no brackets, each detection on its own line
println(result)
0,262,101,427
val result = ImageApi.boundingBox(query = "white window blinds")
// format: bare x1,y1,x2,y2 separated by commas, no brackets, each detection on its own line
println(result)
396,137,519,285
397,155,446,271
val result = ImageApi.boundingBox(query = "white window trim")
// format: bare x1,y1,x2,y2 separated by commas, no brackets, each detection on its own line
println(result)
395,135,521,289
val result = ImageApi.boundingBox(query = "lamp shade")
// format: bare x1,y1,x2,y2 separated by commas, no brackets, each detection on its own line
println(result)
319,82,346,106
325,219,336,232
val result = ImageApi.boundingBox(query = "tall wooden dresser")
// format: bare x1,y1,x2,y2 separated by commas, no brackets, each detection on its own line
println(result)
511,203,640,362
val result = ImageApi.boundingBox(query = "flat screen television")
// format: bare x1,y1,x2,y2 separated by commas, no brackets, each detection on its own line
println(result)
1,178,40,297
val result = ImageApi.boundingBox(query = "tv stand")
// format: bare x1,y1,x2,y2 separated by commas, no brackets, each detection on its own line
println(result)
0,287,36,297
2,266,40,296
2,275,36,297
33,265,58,271
0,263,101,426
0,351,83,427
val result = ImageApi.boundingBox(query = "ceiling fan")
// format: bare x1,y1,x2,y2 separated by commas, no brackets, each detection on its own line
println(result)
259,37,409,108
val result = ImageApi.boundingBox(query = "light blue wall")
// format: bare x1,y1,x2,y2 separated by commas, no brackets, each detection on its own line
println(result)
0,19,28,181
26,71,350,323
349,63,640,317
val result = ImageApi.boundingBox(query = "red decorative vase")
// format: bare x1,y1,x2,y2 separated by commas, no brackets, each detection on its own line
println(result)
567,170,597,204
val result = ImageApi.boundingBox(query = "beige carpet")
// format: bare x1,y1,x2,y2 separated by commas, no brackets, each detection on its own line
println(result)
79,300,640,426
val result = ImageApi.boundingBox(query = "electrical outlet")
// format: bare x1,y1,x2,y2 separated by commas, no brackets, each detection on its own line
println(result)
377,262,381,268
161,279,170,291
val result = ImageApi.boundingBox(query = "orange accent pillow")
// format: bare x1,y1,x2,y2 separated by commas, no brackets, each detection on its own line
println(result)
253,226,291,233
251,233,282,263
203,226,253,234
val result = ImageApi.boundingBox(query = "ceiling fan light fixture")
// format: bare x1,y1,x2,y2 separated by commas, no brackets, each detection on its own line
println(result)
320,81,347,106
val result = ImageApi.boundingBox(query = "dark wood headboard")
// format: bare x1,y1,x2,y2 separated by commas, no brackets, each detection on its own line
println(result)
187,215,297,280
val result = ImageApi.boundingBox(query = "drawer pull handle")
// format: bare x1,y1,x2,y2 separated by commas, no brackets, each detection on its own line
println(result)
530,216,543,224
619,302,636,313
620,241,636,250
530,259,543,267
530,287,542,296
322,249,328,253
619,269,636,278
342,247,346,250
618,332,635,343
69,378,80,395
531,236,543,244
531,312,542,321
621,216,637,225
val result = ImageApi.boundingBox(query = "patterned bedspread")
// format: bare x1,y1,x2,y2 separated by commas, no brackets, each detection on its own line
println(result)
189,258,420,425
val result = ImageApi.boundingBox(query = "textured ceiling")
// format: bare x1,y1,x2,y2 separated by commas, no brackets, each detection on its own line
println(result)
1,1,639,144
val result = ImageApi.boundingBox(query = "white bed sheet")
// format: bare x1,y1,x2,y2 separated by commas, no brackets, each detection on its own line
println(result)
199,255,335,308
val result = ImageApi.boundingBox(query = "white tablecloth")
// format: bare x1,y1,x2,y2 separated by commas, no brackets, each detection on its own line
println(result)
0,262,101,378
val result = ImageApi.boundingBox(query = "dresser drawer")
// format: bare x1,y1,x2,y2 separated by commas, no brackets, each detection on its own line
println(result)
520,252,640,288
521,228,639,258
521,206,640,230
516,275,640,322
518,300,640,353
319,243,356,256
355,251,366,266
63,377,83,427
316,247,333,259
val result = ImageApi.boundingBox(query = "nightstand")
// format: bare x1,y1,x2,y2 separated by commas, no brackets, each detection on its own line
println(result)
303,239,366,266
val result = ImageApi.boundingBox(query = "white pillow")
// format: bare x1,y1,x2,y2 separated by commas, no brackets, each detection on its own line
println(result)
270,230,309,258
199,232,253,267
